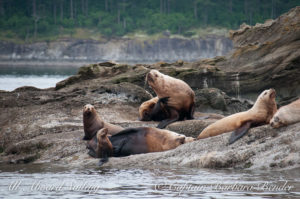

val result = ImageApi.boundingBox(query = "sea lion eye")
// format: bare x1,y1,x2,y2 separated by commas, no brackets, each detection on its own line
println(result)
274,117,279,122
264,92,267,95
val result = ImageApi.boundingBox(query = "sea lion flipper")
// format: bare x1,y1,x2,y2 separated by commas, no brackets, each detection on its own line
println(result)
98,157,109,166
83,135,89,140
88,148,97,158
228,121,252,145
113,138,127,156
149,97,170,117
158,97,170,104
157,109,179,129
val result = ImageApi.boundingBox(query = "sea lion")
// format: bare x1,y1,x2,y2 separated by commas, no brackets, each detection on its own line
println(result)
83,104,124,140
87,127,195,166
139,97,170,121
270,98,300,128
96,128,113,166
146,69,195,128
197,89,277,144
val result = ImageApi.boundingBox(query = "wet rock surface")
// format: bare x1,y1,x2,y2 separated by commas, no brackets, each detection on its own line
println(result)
0,7,300,170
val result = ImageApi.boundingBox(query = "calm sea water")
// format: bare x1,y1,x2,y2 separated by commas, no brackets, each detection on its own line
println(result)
0,164,299,199
0,65,78,91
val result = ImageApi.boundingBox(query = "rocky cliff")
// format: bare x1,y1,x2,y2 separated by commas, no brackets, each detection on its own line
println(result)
0,7,299,170
0,35,232,63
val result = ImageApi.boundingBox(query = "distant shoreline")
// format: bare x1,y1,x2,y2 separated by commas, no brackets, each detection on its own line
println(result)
0,59,191,67
0,60,93,68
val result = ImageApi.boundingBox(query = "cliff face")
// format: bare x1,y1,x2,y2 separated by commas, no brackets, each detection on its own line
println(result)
0,36,232,62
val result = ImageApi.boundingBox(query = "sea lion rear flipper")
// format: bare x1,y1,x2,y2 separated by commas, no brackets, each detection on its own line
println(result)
228,121,252,145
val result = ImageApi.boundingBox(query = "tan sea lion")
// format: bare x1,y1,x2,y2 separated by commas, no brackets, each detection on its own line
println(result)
197,89,277,144
139,97,170,121
83,104,124,140
146,70,195,128
87,127,195,166
270,98,300,128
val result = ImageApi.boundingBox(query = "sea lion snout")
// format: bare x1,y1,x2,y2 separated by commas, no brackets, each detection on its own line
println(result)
147,70,160,83
146,72,154,83
83,104,94,115
269,88,276,98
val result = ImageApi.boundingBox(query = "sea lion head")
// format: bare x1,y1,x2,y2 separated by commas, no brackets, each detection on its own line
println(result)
146,70,164,91
258,88,276,102
270,109,288,128
253,88,277,122
139,100,156,121
254,88,276,109
96,128,113,159
97,128,109,140
83,104,96,117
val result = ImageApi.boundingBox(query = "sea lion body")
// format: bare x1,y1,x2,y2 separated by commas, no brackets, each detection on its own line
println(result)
83,104,124,140
87,127,195,162
270,98,300,128
197,89,277,141
146,70,195,128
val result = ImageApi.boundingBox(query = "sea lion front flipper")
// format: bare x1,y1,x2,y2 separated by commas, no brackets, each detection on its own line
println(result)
98,157,109,166
228,121,252,145
157,108,179,129
112,138,127,157
88,149,97,158
150,97,170,116
83,135,89,140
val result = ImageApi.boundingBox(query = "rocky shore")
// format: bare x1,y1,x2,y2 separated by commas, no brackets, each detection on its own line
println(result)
0,7,299,170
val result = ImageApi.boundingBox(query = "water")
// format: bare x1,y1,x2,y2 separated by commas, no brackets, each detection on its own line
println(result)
0,164,299,199
0,65,78,91
233,72,241,99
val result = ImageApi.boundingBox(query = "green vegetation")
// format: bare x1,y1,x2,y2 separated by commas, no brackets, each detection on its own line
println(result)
0,0,299,42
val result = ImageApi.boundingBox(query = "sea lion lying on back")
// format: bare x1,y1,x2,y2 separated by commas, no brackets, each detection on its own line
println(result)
139,97,170,121
197,89,277,144
270,98,300,128
83,104,124,140
87,127,195,166
146,70,195,128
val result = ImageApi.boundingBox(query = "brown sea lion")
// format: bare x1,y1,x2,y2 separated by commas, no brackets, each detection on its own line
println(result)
96,128,113,166
146,70,195,128
83,104,124,140
197,89,277,144
87,127,195,166
270,98,300,128
139,97,170,121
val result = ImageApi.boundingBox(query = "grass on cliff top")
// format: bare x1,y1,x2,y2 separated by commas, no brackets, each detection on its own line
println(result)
0,27,229,44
